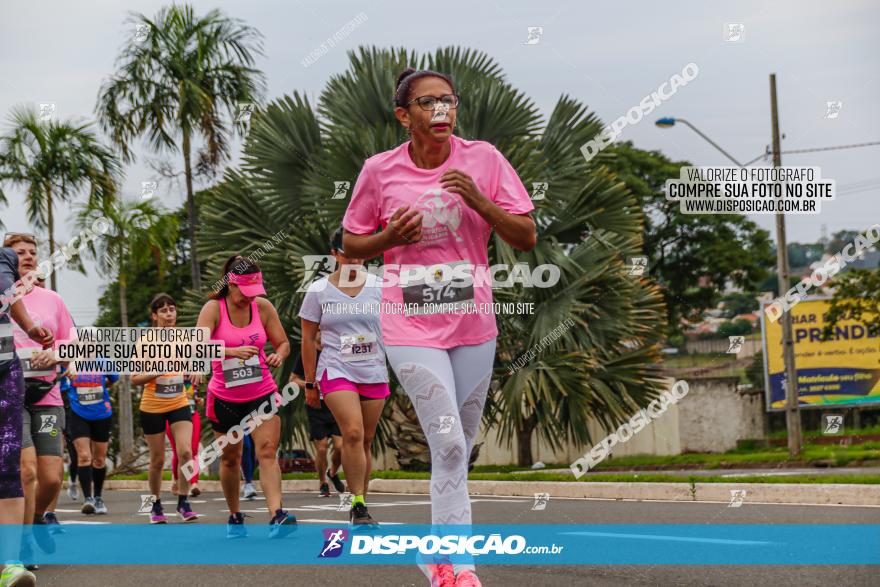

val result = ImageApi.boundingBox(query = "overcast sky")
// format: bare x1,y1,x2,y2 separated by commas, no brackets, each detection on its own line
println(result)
1,0,878,324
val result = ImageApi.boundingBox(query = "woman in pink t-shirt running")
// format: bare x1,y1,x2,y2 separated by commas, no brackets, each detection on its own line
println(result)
342,68,537,587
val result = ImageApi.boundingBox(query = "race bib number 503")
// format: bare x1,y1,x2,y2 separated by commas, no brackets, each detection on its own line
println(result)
222,355,261,388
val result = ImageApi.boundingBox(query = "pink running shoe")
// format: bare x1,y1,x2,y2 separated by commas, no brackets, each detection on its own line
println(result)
428,564,456,587
150,502,167,524
177,501,200,522
455,570,483,587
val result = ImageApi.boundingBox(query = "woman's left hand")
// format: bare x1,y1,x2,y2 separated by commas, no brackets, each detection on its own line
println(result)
441,169,487,210
265,353,282,368
30,350,55,369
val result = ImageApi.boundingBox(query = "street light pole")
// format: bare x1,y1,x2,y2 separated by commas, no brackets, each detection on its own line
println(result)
769,73,803,457
656,84,805,456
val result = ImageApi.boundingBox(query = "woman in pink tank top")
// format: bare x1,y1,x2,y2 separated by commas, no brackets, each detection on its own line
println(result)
191,255,295,538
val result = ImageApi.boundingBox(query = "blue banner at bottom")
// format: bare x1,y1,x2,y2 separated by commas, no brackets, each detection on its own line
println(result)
3,524,878,565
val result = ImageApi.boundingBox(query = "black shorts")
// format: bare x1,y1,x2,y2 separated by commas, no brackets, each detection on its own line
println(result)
307,403,341,441
210,392,277,434
67,410,112,443
140,406,192,435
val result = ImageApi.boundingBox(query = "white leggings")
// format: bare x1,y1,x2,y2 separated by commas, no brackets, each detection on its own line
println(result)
387,339,496,574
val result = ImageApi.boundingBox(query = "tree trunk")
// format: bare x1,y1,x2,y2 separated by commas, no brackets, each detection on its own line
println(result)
47,185,57,291
182,130,201,290
516,413,537,467
117,242,134,459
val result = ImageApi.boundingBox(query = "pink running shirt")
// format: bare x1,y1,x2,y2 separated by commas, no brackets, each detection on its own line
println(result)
207,298,278,403
342,135,534,349
12,286,75,406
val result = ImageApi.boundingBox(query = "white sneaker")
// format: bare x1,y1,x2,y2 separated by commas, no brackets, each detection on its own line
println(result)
242,482,257,500
94,496,108,515
67,481,79,501
81,497,96,514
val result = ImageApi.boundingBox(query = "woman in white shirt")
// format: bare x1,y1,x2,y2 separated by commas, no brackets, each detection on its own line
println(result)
299,228,388,527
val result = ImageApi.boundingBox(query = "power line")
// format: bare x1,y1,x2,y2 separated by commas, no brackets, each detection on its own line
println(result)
744,140,880,166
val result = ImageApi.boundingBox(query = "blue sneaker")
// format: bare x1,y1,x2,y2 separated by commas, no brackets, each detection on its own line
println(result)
268,508,297,539
227,512,247,539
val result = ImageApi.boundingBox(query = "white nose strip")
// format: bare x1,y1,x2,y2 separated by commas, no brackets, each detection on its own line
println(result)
431,102,450,122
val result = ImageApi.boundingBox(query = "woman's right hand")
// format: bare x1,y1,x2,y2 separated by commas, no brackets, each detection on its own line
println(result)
27,325,54,348
305,385,321,409
385,206,423,247
229,345,259,360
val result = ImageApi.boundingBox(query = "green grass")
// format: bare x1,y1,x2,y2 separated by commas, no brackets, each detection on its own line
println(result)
586,443,880,469
767,424,880,440
105,441,880,482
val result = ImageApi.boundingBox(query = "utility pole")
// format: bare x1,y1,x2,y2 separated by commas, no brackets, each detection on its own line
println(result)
770,73,803,457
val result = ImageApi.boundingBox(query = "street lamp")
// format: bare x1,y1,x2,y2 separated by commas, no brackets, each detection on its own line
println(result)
654,117,744,167
656,98,803,457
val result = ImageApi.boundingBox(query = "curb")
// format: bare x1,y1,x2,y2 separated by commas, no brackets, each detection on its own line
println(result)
102,479,879,506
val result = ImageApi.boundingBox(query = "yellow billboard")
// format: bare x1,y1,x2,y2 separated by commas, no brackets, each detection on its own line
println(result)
761,296,880,410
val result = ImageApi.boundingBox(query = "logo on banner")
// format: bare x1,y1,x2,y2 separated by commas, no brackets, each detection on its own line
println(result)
319,528,348,558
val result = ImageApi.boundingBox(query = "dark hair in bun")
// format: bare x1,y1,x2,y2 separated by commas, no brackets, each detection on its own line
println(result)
393,68,456,107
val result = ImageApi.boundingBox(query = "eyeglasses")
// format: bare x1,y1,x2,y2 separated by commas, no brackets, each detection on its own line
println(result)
3,232,37,246
405,94,460,111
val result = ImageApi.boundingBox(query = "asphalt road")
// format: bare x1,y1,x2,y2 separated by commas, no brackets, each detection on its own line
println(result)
27,487,880,587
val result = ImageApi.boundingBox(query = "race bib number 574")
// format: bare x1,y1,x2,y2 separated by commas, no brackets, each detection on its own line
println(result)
401,261,475,316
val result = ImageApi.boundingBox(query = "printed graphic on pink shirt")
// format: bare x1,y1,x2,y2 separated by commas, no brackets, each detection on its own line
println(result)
412,188,465,246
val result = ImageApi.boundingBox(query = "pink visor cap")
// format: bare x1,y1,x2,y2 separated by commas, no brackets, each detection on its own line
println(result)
229,272,266,297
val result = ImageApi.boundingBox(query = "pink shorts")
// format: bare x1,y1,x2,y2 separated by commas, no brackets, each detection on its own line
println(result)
319,372,390,400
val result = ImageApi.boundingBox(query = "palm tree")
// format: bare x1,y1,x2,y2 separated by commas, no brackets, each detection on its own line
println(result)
191,46,667,467
77,199,179,460
96,3,264,291
0,106,119,290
